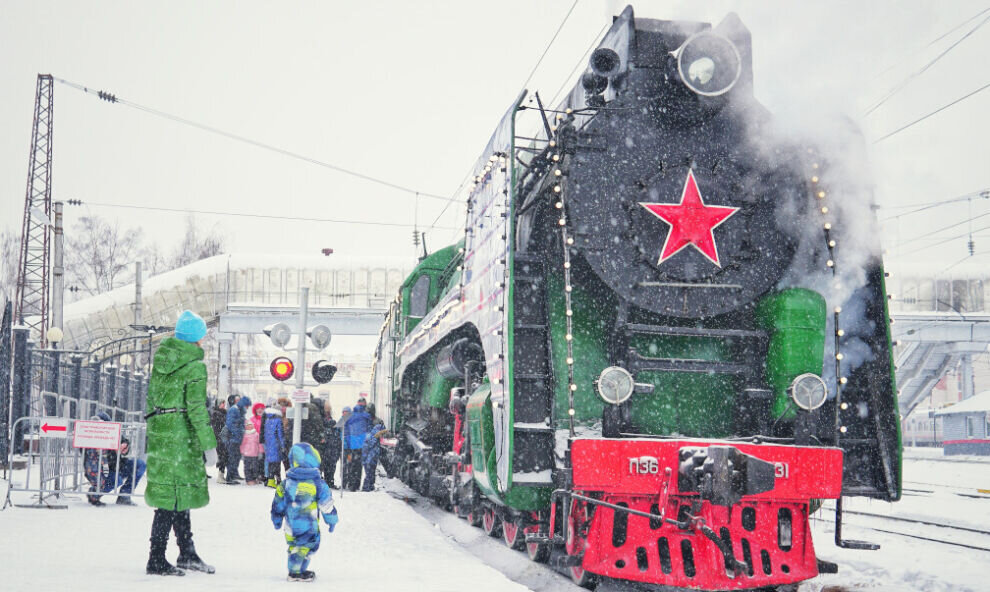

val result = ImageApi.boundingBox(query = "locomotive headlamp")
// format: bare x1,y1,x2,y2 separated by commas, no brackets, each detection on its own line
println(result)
596,366,634,405
788,373,828,411
673,32,741,97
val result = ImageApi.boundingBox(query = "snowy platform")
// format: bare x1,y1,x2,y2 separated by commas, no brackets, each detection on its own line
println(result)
2,454,989,591
0,468,534,592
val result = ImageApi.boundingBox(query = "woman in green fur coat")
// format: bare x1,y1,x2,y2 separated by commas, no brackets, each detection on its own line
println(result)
144,310,219,576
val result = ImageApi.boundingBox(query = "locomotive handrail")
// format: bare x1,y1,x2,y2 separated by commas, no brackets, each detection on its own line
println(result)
552,490,749,577
565,491,687,529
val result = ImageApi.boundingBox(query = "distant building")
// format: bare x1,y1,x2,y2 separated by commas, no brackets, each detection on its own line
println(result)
935,391,990,455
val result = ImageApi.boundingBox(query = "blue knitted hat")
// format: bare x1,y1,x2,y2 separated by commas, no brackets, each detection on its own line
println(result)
289,442,321,468
175,310,207,343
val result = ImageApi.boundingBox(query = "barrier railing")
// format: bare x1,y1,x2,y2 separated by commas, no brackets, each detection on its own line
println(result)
3,415,146,509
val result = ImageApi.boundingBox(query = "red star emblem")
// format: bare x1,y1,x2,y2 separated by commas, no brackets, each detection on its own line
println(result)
639,170,739,267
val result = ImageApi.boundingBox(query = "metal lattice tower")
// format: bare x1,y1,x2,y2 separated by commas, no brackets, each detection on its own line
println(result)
14,74,54,345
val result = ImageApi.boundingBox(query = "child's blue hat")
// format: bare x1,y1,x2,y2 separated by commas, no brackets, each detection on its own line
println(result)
289,442,321,469
175,310,207,343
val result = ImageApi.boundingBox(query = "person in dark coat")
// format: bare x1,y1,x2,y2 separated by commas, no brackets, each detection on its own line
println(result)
103,437,146,504
209,400,228,477
223,395,252,483
144,309,218,576
261,396,286,487
320,401,341,488
361,418,387,492
83,412,111,506
300,396,326,448
341,398,371,491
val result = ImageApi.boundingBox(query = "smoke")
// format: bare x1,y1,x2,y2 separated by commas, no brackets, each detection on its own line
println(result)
747,94,883,384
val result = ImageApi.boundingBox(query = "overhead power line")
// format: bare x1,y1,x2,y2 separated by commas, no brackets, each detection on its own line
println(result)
864,12,990,116
53,77,455,202
520,1,580,92
872,80,990,144
873,6,990,78
549,21,610,107
429,0,584,233
880,188,990,220
74,200,458,230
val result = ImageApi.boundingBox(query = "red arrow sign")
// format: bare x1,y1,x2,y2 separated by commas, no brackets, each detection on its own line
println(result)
42,422,67,433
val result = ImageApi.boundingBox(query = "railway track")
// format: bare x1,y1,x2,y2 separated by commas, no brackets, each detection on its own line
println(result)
819,505,990,552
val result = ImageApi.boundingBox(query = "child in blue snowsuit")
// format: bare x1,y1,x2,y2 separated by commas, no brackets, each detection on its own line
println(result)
270,442,339,582
361,419,387,492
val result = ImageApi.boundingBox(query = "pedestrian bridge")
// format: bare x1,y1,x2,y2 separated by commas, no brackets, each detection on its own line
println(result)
891,313,990,416
51,253,413,350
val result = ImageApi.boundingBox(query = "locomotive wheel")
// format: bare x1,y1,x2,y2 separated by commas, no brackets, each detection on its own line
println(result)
482,508,502,537
502,517,525,550
569,565,597,589
524,524,550,563
466,509,482,527
566,502,596,588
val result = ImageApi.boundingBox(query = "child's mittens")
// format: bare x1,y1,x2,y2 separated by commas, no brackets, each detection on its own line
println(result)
327,508,339,533
273,516,283,530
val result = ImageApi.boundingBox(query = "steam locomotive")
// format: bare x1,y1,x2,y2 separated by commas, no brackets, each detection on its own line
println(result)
371,6,901,591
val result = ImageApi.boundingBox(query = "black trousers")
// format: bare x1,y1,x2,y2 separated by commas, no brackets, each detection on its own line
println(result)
216,439,228,474
343,449,363,491
148,509,195,567
321,444,340,484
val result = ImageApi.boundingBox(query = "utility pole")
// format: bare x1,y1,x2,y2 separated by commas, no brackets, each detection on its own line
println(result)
133,261,142,327
292,287,309,445
51,201,64,334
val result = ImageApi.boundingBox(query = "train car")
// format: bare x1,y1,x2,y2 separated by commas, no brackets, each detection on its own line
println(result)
371,6,901,591
901,409,943,448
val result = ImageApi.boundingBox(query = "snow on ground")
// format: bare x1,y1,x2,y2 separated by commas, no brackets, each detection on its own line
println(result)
2,449,987,591
806,447,990,592
0,466,531,592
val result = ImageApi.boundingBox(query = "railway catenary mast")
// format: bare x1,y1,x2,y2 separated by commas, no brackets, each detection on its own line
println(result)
371,7,901,591
14,74,55,346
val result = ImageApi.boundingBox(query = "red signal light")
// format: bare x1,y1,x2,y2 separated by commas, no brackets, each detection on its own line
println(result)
270,356,294,381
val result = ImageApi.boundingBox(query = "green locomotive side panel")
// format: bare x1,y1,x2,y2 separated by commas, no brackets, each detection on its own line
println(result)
399,243,462,336
878,268,903,498
547,270,609,423
422,352,457,409
628,330,735,437
467,383,500,501
546,268,738,436
501,482,552,511
755,288,827,420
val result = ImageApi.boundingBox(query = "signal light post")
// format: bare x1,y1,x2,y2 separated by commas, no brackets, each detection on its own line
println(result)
263,286,335,445
291,287,310,446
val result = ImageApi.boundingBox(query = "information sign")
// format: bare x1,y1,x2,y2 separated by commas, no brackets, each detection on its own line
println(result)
72,420,122,450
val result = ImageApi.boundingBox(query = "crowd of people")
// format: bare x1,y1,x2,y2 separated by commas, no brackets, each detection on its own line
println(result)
209,391,388,492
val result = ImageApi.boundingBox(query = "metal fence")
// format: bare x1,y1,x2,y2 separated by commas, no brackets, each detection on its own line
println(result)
2,312,151,508
5,415,146,509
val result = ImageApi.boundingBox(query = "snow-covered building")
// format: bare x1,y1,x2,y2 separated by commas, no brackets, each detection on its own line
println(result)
38,252,414,349
935,390,990,455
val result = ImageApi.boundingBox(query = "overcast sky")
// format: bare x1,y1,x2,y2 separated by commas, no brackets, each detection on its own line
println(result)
2,1,988,278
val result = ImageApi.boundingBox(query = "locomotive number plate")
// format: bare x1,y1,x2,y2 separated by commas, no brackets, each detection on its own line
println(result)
628,456,660,475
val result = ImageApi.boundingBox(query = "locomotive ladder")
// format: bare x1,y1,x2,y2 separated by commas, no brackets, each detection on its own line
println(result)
510,252,555,486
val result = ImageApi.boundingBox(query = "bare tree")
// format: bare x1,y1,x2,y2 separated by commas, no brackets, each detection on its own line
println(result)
66,216,143,295
171,215,224,268
0,228,19,307
141,241,171,276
